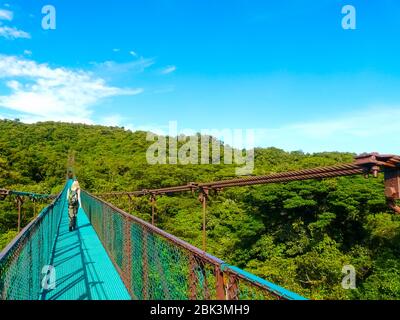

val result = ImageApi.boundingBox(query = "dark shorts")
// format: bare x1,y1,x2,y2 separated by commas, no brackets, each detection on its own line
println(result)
68,205,78,221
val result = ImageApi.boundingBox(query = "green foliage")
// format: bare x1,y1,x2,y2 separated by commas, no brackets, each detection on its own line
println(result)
0,230,18,250
0,119,399,300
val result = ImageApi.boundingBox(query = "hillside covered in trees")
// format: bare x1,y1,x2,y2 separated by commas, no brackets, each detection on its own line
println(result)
1,119,399,300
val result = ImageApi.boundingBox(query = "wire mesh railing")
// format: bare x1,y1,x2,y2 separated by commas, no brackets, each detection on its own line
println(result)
81,191,307,300
0,185,66,300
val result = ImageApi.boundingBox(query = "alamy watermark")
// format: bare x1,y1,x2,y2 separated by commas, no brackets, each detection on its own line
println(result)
41,5,56,30
41,265,56,290
146,121,260,176
341,265,356,290
39,4,357,31
342,5,356,30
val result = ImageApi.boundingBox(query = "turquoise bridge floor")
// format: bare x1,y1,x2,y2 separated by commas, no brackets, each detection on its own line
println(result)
41,204,131,300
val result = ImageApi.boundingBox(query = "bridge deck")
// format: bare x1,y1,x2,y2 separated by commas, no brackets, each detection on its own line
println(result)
41,205,130,300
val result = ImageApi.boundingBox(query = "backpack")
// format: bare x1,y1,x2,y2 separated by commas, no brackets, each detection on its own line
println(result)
68,188,78,206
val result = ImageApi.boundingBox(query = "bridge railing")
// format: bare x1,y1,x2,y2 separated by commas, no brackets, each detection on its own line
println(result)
82,191,306,300
0,186,66,300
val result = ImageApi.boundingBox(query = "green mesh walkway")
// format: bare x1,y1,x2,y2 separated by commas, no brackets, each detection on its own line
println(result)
0,179,306,301
41,205,130,300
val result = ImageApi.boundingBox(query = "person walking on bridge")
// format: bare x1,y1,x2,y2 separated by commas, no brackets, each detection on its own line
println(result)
67,180,81,232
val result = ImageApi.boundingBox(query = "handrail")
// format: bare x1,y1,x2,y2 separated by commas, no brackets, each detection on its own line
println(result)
97,153,399,197
0,183,67,300
95,153,400,214
0,189,57,201
0,191,61,261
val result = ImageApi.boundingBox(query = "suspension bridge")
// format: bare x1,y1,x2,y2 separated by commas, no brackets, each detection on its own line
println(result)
0,153,399,300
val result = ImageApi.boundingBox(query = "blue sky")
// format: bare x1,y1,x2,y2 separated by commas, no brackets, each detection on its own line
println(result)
0,0,400,153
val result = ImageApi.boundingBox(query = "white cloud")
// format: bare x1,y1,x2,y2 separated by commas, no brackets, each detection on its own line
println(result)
255,108,400,153
121,108,400,154
0,9,31,40
112,48,120,52
161,65,176,75
23,49,32,56
0,26,30,39
0,9,13,21
100,114,125,127
6,79,21,90
125,123,170,135
129,50,137,57
92,57,155,76
0,55,143,123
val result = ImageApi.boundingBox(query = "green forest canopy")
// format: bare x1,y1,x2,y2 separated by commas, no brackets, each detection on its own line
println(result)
1,119,399,300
